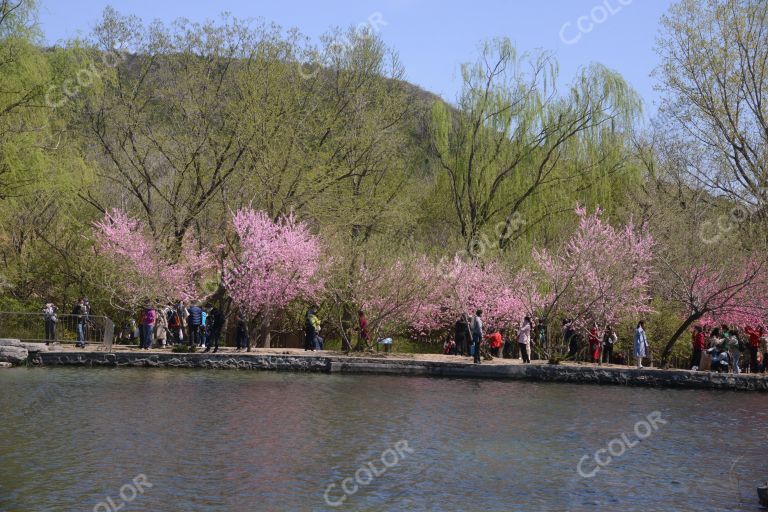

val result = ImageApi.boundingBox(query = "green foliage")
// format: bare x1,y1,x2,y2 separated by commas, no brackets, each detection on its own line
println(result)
171,344,197,353
322,337,442,354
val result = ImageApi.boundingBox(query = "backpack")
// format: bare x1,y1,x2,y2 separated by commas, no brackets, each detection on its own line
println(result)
168,310,180,329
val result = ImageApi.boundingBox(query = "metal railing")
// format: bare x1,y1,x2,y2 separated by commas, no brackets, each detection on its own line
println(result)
0,312,115,352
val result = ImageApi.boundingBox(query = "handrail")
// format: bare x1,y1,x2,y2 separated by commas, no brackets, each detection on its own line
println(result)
0,312,115,352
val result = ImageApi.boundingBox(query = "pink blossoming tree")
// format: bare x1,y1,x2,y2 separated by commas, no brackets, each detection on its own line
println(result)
349,256,444,346
391,257,542,337
349,256,541,344
92,209,215,312
659,260,768,363
223,208,324,348
428,258,532,333
534,206,654,334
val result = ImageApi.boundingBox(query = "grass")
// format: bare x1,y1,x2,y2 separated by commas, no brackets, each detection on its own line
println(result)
170,344,197,353
320,337,442,354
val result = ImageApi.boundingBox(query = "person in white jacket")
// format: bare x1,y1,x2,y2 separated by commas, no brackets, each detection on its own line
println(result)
518,316,534,364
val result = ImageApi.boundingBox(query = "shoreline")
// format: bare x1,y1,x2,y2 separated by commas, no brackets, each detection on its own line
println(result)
21,345,768,392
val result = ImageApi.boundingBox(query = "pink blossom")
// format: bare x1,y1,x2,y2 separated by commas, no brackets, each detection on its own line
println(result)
92,209,215,310
223,209,324,318
534,206,655,329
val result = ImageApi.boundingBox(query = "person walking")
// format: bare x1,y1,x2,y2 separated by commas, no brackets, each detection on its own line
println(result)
42,302,58,344
235,311,250,351
634,321,649,369
691,325,705,371
602,325,617,365
518,316,534,363
471,310,484,364
140,304,156,349
203,305,224,353
186,302,203,347
72,297,88,348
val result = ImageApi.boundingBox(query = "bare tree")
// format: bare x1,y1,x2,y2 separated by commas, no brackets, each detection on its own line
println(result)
656,0,768,219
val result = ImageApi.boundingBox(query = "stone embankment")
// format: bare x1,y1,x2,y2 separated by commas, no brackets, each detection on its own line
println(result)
20,347,768,391
0,339,48,366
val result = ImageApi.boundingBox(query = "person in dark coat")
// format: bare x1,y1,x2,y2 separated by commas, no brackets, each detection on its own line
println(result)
203,305,224,353
563,319,578,360
186,302,203,347
454,314,472,356
471,310,483,364
235,311,250,352
304,305,319,351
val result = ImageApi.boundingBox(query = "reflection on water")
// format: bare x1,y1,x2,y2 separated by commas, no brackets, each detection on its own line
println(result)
0,368,766,512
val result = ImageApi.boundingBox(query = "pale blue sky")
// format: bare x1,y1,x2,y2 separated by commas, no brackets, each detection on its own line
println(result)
38,0,676,115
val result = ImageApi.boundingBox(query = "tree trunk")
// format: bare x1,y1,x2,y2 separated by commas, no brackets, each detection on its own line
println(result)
661,311,703,367
341,305,353,352
260,310,271,348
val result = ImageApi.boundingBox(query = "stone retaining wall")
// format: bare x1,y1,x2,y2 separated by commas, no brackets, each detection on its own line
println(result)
31,351,768,392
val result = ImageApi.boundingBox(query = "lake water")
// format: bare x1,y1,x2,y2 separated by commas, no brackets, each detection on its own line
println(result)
0,368,766,511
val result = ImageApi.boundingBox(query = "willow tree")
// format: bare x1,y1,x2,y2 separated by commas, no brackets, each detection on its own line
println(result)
656,0,768,226
428,38,640,255
0,1,99,308
0,0,57,198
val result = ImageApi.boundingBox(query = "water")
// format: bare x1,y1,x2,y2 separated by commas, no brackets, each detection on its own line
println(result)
0,368,765,512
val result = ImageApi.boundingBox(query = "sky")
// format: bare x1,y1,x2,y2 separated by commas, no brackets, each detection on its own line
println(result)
37,0,676,116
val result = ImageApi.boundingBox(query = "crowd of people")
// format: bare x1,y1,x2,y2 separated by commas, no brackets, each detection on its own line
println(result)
35,299,768,374
442,310,539,365
440,312,768,374
690,324,768,374
117,301,228,352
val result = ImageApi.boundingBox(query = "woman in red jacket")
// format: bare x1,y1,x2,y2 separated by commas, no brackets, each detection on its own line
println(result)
484,330,503,358
691,325,706,370
744,325,762,373
588,323,601,363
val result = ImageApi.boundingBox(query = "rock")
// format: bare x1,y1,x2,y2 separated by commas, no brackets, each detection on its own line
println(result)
0,361,12,368
20,342,48,352
0,338,22,347
0,344,28,364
